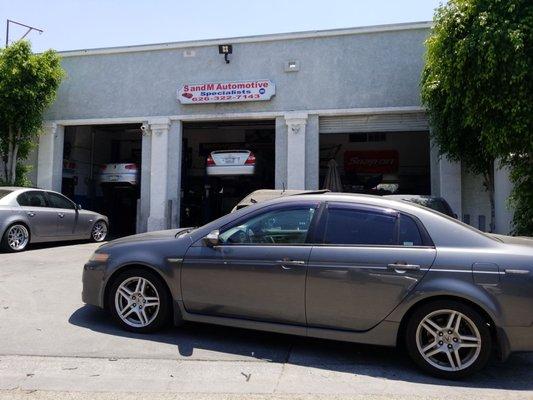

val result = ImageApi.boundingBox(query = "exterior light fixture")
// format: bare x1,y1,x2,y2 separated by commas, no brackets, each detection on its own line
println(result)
218,44,233,64
284,60,300,72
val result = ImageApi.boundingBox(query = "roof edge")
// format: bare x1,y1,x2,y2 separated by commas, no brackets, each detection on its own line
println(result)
58,21,432,58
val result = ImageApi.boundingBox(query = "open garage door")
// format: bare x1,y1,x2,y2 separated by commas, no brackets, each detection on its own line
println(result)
62,124,142,237
319,113,430,195
181,120,275,226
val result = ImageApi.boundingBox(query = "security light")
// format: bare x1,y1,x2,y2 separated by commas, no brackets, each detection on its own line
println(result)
218,44,233,64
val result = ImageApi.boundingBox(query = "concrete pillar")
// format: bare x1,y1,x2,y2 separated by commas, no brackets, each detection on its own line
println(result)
167,120,182,229
305,115,319,190
285,112,308,189
147,118,171,232
429,139,441,196
494,160,513,235
275,116,287,190
438,157,462,218
37,122,64,191
138,124,152,233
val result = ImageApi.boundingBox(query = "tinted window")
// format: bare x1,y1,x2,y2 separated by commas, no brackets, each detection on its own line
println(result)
47,192,75,210
220,206,316,245
399,214,423,246
17,191,48,207
0,189,13,200
324,207,397,245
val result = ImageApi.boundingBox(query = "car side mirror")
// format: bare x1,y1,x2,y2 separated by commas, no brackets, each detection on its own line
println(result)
76,204,83,210
203,230,220,247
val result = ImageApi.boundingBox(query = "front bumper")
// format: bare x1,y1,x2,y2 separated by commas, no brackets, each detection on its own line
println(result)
82,262,107,308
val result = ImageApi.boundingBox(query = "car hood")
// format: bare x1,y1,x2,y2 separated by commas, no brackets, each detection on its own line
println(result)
101,228,190,247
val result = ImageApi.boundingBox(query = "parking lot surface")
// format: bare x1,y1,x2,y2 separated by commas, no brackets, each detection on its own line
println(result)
1,242,533,399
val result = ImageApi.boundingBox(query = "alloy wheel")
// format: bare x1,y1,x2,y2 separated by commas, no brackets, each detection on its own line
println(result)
416,309,482,372
7,225,29,251
92,221,107,242
114,277,160,328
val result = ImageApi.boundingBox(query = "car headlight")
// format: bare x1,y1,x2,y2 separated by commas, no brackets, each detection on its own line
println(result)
89,252,110,263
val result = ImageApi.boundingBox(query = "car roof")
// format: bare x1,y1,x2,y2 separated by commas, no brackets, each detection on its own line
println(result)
385,194,445,200
234,189,327,207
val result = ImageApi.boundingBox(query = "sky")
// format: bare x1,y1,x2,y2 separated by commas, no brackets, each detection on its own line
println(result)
1,0,444,53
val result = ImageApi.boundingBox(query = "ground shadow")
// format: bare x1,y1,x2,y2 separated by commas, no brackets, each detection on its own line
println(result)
69,305,533,391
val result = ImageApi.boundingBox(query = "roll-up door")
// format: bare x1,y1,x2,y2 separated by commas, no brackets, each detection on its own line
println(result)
319,113,429,134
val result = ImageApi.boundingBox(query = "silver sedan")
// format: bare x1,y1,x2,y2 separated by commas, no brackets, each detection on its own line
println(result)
0,187,108,252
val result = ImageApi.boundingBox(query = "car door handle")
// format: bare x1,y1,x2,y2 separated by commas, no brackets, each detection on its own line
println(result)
276,259,306,270
388,263,421,272
58,213,65,218
27,212,36,217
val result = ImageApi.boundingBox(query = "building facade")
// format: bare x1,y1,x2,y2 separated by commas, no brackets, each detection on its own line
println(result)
30,22,514,235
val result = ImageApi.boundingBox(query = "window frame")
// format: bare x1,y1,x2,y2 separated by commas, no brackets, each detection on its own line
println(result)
313,201,434,248
44,191,77,210
216,201,323,247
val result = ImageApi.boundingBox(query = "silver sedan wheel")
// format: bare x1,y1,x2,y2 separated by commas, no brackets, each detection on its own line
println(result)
7,225,29,251
416,309,482,372
114,277,160,328
92,221,107,242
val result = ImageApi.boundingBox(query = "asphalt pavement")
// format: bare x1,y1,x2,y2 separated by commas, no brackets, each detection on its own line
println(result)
1,241,532,399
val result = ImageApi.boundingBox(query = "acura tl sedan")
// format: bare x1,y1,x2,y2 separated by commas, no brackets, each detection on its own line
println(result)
0,187,108,252
82,192,533,379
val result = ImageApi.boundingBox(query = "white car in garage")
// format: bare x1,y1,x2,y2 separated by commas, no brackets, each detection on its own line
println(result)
206,150,256,176
99,163,139,185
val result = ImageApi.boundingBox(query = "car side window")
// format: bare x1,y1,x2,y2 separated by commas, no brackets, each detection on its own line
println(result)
323,206,397,246
17,191,48,208
399,214,423,246
46,192,75,210
219,206,317,245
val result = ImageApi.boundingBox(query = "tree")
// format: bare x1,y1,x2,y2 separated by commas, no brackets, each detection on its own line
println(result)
421,0,532,235
0,40,64,185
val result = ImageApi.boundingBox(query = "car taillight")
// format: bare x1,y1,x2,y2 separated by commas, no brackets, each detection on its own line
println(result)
206,155,215,166
99,165,107,171
245,152,256,165
125,164,137,170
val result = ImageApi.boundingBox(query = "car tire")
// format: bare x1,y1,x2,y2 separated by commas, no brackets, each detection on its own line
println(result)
91,220,108,242
1,223,30,252
108,268,171,333
405,300,492,379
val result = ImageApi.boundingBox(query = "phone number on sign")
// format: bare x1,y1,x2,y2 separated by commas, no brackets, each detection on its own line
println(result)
191,94,261,102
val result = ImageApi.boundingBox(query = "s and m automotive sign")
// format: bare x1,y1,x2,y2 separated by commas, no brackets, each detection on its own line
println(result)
177,80,275,104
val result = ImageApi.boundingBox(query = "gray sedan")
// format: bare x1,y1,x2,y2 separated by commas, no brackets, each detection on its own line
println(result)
0,187,108,252
82,193,533,379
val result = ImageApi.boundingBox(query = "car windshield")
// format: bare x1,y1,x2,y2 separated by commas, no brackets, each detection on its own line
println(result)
0,189,13,200
406,198,451,215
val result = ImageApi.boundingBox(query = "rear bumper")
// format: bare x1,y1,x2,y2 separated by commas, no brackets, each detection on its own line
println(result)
207,165,255,176
99,172,139,185
502,326,533,355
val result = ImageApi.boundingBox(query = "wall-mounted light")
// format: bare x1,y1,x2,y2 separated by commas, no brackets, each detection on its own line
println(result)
284,60,300,72
218,44,233,64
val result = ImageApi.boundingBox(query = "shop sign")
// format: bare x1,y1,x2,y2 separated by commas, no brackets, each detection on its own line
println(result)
177,80,275,104
344,150,399,174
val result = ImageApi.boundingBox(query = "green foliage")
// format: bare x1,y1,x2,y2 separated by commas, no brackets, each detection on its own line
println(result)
422,0,533,235
0,40,64,184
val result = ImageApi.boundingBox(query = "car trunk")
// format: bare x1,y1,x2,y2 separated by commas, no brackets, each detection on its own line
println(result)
211,151,249,166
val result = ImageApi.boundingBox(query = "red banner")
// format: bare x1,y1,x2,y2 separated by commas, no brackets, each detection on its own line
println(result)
344,150,399,173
